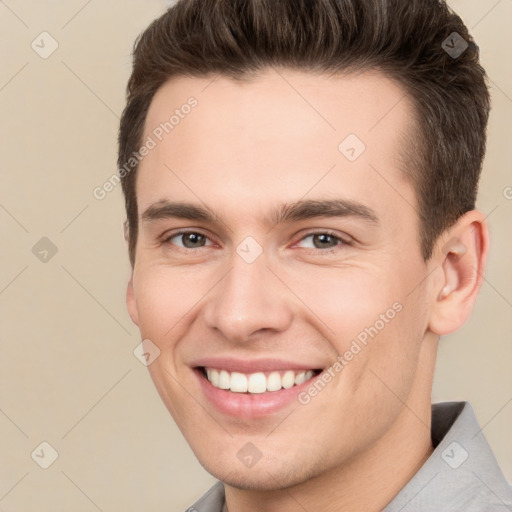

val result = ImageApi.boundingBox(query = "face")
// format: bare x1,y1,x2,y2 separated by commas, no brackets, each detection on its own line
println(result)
127,68,437,489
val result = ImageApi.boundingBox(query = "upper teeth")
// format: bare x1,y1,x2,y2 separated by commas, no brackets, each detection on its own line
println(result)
205,368,315,394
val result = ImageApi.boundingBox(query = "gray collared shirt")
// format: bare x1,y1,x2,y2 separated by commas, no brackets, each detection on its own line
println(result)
185,402,512,511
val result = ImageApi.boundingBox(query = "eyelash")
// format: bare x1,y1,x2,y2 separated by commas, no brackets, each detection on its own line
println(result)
161,229,351,254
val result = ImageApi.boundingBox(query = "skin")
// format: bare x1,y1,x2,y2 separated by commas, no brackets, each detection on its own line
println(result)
126,68,488,512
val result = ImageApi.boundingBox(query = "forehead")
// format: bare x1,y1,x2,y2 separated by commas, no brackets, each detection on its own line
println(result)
138,68,417,224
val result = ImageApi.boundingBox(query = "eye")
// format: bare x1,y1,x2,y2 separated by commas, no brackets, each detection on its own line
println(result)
164,231,214,249
296,231,347,250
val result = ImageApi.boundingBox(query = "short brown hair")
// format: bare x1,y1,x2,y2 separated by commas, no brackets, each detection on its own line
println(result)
118,0,490,266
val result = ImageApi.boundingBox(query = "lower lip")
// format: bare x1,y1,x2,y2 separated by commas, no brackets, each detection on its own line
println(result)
194,369,319,419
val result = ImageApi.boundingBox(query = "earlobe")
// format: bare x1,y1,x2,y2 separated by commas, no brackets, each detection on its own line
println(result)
126,275,140,327
429,211,489,336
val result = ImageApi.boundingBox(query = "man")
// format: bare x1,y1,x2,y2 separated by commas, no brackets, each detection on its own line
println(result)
118,0,512,510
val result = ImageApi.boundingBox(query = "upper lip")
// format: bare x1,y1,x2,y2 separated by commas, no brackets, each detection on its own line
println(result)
190,357,324,373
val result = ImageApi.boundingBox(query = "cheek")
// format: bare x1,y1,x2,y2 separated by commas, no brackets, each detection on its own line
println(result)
132,266,211,343
289,263,426,401
285,264,402,344
334,287,428,423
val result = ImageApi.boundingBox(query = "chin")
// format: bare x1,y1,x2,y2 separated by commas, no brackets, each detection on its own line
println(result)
199,453,324,492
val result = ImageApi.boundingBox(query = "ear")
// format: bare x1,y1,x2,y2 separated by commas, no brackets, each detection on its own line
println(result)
428,210,489,336
123,219,129,243
126,274,140,327
123,219,139,326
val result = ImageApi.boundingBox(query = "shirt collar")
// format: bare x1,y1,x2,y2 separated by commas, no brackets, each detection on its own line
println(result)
383,401,512,511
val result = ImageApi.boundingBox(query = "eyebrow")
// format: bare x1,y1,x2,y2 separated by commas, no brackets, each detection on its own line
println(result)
140,198,379,226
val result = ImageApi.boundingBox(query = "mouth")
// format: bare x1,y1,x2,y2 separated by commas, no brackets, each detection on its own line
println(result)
198,367,323,394
198,366,322,394
190,357,327,418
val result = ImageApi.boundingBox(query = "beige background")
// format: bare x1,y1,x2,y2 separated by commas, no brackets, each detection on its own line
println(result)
1,1,511,510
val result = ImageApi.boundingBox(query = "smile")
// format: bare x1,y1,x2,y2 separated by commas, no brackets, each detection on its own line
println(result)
191,358,326,418
202,367,320,394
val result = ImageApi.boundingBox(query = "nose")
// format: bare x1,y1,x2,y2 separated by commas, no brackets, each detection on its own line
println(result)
202,252,293,343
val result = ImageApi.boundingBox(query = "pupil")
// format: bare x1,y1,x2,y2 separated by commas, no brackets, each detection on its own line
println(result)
314,234,336,248
184,233,204,248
